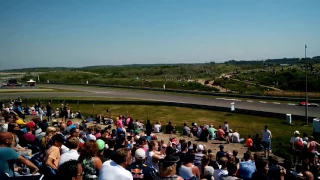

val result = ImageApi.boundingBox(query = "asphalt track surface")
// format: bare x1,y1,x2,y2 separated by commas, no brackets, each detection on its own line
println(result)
1,84,319,118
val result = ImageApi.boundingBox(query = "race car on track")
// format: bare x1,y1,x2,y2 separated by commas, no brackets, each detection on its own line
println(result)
298,102,319,107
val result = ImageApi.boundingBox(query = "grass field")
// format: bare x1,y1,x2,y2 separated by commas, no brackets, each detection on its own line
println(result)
28,102,313,144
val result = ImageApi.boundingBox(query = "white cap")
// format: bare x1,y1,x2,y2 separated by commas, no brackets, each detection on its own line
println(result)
135,148,146,159
294,130,300,135
197,144,204,151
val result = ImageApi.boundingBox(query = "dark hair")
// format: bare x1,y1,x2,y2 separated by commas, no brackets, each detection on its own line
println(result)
108,138,116,148
57,160,80,180
113,148,129,165
185,151,195,163
256,159,268,172
78,140,98,161
226,161,237,176
70,128,77,136
233,150,238,157
180,142,188,151
7,123,17,133
51,134,65,144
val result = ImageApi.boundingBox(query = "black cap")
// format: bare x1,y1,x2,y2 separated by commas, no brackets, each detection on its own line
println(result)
138,136,146,144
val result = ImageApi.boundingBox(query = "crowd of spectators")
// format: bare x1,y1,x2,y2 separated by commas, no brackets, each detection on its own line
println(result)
0,99,319,180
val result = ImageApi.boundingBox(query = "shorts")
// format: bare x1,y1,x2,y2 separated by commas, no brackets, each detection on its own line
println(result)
263,141,271,150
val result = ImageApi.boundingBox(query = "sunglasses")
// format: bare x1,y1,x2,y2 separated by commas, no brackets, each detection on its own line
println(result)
162,146,167,149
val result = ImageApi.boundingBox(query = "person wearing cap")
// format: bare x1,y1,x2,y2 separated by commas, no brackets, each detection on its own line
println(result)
150,155,183,180
126,148,155,180
58,137,80,167
194,144,205,170
290,130,303,151
21,121,36,147
45,133,65,171
216,145,226,161
261,125,272,158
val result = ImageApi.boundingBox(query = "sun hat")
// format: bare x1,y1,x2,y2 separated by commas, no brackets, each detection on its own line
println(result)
16,119,26,125
162,155,180,168
96,139,105,151
135,148,146,159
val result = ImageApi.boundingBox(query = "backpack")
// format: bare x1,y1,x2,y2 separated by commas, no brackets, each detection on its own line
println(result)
294,138,304,150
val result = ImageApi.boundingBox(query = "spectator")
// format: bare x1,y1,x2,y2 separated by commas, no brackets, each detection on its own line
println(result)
86,128,96,141
165,121,176,134
182,123,191,136
0,132,39,177
151,155,183,180
179,151,200,179
78,140,102,180
146,140,164,172
224,121,230,136
216,145,226,161
194,144,205,169
261,125,272,158
21,121,36,147
154,121,161,133
145,120,152,136
213,157,228,180
201,154,214,180
222,161,238,180
208,125,216,140
99,148,133,180
45,133,65,171
217,126,226,141
290,130,304,151
57,160,83,180
245,135,253,148
58,137,80,167
238,151,256,180
46,102,53,122
126,148,155,180
104,139,116,160
251,159,270,180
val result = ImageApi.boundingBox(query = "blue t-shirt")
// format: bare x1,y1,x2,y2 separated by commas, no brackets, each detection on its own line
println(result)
0,147,19,177
239,160,256,179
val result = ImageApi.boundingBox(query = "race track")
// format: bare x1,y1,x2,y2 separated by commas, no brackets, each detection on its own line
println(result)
1,84,319,118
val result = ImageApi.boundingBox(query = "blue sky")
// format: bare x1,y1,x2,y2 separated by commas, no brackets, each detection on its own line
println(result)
0,0,320,69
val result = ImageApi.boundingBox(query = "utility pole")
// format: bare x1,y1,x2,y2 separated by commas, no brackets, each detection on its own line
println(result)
305,44,308,125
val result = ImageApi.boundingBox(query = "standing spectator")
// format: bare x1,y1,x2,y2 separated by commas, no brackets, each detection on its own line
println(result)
290,130,303,151
99,148,133,180
145,120,152,136
224,121,230,136
126,148,155,180
261,125,272,158
46,102,53,122
78,140,102,180
57,160,83,180
58,137,80,167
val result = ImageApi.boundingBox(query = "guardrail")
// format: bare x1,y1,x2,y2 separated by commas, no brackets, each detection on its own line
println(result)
42,82,320,103
7,98,316,122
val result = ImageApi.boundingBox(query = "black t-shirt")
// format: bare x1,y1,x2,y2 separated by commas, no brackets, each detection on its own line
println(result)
126,162,155,180
216,150,226,160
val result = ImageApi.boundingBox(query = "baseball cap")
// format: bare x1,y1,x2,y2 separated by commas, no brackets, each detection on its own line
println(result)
294,130,300,135
96,139,105,151
219,144,224,148
138,136,146,144
16,119,26,125
197,144,204,151
135,148,146,159
26,121,36,128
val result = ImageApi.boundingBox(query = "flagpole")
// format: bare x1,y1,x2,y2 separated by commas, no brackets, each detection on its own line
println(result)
305,44,308,125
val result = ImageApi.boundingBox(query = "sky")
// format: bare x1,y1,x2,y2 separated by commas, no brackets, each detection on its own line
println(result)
0,0,320,70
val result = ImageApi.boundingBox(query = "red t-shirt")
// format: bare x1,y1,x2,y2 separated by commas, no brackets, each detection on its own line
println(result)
217,129,225,139
246,138,253,147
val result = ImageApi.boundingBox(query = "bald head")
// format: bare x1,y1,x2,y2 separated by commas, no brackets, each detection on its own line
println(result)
303,171,314,180
0,132,13,146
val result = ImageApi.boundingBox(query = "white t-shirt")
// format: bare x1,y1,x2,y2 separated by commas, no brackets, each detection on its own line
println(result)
58,149,79,167
261,130,271,142
99,160,133,180
2,123,8,132
231,132,240,143
154,124,161,133
61,145,69,154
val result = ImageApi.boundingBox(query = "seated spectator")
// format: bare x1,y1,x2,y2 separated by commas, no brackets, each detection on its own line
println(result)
154,121,161,133
246,135,253,148
228,129,244,143
45,134,65,171
57,160,83,180
165,121,176,134
216,145,226,161
200,125,209,142
213,157,228,180
208,125,216,140
126,148,155,180
150,155,183,180
238,151,256,180
217,126,226,141
182,123,191,136
58,137,80,167
222,161,238,180
252,134,262,151
99,148,133,180
194,144,205,169
251,159,270,180
179,151,200,179
200,154,214,180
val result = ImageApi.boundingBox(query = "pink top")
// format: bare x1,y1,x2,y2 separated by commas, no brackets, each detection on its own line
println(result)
116,119,123,128
308,141,316,152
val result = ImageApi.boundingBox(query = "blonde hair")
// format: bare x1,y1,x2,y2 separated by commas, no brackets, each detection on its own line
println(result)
46,127,56,135
159,163,177,177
